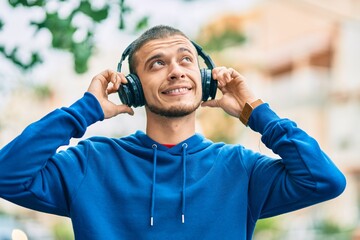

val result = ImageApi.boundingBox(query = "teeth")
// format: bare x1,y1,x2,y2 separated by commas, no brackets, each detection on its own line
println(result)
166,88,188,94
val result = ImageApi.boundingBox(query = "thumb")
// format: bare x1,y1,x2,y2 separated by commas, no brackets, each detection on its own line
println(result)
117,104,135,116
105,104,134,119
201,99,220,108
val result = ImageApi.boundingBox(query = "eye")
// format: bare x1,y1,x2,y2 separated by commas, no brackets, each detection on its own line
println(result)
151,60,165,69
181,56,192,63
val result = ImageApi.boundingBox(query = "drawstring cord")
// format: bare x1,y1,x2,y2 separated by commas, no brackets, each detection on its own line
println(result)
181,143,188,224
150,144,157,226
149,143,188,226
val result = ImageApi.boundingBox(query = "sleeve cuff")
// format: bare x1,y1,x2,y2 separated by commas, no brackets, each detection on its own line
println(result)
65,92,104,129
247,103,281,134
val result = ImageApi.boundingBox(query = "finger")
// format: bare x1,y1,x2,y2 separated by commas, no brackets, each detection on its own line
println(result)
108,74,119,92
104,71,121,93
216,73,228,87
99,69,115,83
213,67,231,87
221,68,233,83
91,70,115,91
106,71,117,90
225,69,234,83
212,66,227,80
104,103,135,119
106,71,130,94
114,73,121,90
228,68,245,82
107,86,118,95
201,99,220,108
115,105,134,116
118,72,128,84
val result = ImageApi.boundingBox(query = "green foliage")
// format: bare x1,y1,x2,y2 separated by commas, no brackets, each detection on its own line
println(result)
118,0,131,30
33,12,77,50
1,0,149,74
0,46,42,70
77,1,109,22
0,209,5,215
316,220,341,234
314,219,353,238
32,83,53,100
72,35,93,73
8,0,46,7
53,221,74,240
253,217,283,240
203,29,246,51
136,16,149,32
254,217,278,233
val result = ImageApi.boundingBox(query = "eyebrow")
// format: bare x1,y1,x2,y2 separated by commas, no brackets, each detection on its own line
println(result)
178,47,193,55
143,47,195,70
144,53,164,71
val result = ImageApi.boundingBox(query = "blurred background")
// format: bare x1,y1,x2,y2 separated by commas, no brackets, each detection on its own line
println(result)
0,0,359,239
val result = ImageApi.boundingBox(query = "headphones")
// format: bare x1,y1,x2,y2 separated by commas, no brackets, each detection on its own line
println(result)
117,41,217,107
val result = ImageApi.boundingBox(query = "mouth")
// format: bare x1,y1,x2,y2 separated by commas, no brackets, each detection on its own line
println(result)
162,87,192,95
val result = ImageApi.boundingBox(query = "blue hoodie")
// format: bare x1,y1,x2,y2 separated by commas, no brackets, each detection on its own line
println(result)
0,92,346,239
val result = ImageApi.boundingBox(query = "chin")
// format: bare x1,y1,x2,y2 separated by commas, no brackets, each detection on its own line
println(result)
146,101,201,118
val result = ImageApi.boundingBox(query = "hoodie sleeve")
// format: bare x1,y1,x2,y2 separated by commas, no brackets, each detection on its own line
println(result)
0,92,104,216
245,103,346,221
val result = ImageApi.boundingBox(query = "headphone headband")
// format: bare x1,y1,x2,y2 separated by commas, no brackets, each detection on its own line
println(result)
117,43,133,73
191,41,216,70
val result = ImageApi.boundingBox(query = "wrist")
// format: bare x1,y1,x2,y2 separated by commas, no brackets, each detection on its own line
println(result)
239,99,264,126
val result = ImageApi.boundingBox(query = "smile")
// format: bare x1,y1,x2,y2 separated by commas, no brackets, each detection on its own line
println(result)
163,87,191,95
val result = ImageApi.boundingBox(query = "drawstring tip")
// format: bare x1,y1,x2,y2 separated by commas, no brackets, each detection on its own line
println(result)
182,214,185,224
150,217,154,226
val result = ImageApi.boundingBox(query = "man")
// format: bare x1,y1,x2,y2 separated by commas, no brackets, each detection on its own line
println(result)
0,25,346,239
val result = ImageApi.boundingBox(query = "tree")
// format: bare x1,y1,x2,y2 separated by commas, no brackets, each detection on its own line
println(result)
0,0,149,74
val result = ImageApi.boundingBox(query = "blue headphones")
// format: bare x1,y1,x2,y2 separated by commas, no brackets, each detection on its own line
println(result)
117,41,217,107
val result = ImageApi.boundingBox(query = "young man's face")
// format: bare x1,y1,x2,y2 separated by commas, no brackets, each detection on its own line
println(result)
134,35,203,118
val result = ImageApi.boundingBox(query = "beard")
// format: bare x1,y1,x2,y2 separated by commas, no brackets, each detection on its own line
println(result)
146,100,202,118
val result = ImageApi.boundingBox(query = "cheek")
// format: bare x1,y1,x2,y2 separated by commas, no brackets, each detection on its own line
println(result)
140,78,159,102
141,82,152,100
195,72,203,93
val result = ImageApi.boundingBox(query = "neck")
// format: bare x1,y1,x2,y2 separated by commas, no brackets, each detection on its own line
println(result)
145,110,196,145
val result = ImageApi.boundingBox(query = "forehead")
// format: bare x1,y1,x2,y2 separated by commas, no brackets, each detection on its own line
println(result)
137,35,196,58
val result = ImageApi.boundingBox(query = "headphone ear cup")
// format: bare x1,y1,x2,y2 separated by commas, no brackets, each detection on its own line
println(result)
209,71,218,100
118,79,133,107
118,74,145,107
201,68,212,101
128,74,145,107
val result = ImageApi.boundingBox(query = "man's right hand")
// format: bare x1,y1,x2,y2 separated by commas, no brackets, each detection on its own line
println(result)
87,69,134,119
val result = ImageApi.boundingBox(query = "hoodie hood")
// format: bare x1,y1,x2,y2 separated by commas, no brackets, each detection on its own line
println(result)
123,131,212,155
120,131,213,226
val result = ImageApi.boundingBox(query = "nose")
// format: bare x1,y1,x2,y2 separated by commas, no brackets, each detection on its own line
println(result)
168,62,185,81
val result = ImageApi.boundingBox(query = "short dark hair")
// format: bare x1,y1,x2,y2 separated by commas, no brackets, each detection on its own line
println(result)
128,25,189,74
